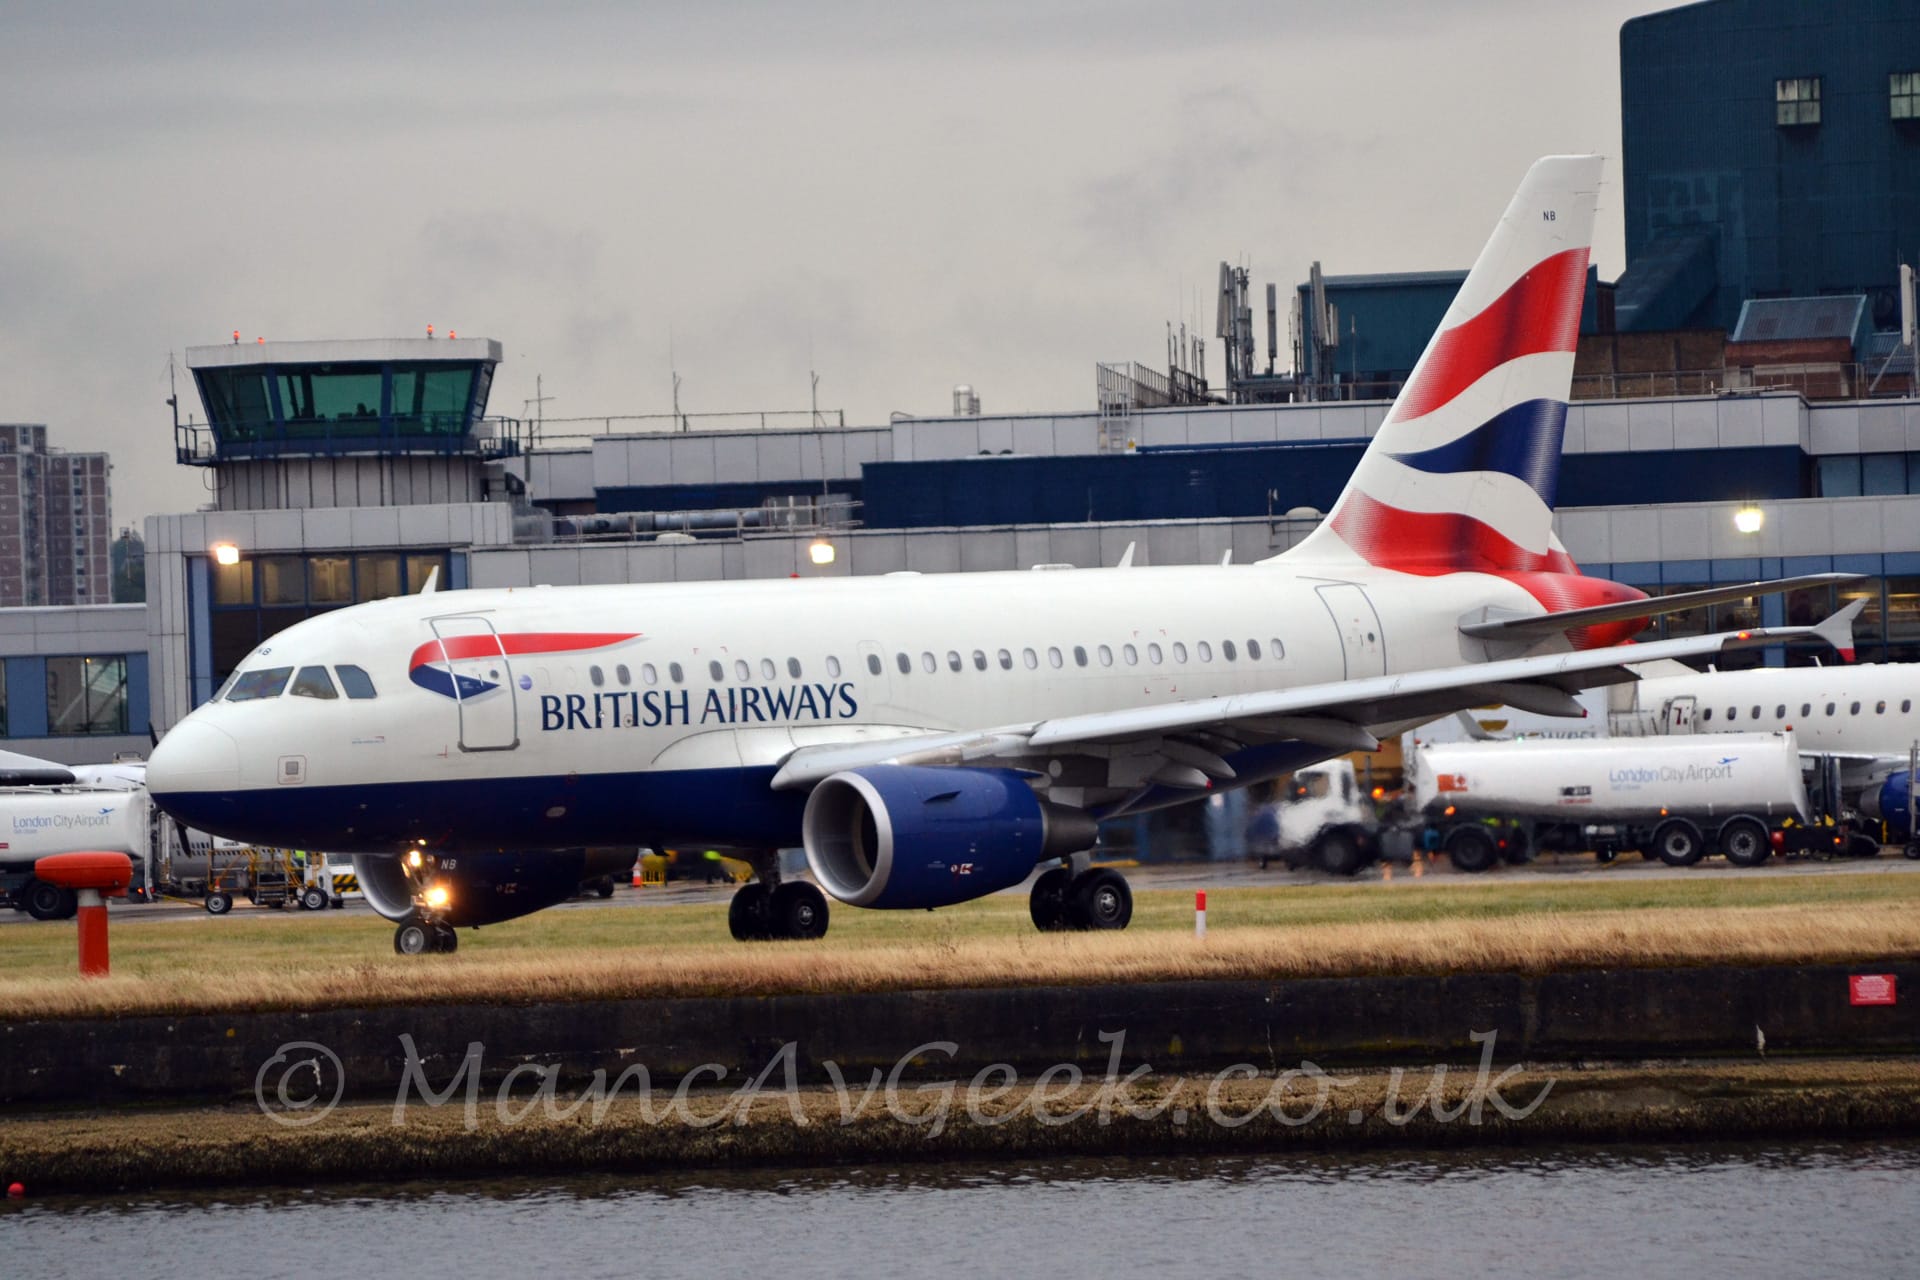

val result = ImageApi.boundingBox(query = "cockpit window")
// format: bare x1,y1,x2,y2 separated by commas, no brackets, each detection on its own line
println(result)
336,664,378,699
291,666,338,699
212,669,243,702
225,666,294,701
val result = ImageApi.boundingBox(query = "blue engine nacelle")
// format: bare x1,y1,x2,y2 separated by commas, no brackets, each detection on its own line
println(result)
1862,770,1916,841
354,848,636,927
802,766,1099,910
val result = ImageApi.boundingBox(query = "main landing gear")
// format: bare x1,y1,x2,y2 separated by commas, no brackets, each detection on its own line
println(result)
394,916,459,955
728,856,831,941
1028,862,1133,932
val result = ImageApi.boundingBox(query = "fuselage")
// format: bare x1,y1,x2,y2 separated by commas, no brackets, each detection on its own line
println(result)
1630,662,1920,761
147,560,1558,853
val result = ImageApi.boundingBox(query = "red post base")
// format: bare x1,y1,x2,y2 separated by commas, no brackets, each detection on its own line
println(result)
76,889,109,977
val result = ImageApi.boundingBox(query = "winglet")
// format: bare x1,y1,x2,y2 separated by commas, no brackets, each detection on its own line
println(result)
1815,598,1866,661
1220,549,1233,566
420,566,440,595
1116,542,1135,569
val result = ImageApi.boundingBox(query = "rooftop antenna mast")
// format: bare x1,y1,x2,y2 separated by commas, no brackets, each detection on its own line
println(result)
522,374,553,444
669,326,685,432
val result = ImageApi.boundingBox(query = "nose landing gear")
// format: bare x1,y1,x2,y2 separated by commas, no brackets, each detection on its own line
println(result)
394,916,459,954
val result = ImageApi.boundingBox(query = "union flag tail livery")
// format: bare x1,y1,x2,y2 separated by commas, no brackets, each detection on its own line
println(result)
1287,155,1644,646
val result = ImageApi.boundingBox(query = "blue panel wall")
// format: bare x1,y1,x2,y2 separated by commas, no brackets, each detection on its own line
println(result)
126,652,149,738
1621,0,1920,331
595,481,860,515
4,656,49,738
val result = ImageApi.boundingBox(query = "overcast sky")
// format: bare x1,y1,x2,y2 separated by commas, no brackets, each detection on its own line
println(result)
1,0,1674,531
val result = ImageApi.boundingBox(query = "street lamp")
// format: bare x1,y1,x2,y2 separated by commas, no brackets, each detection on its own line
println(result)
1733,506,1764,534
210,542,241,566
808,539,836,566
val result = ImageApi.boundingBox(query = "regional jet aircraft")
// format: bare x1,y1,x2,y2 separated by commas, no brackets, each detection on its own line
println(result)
146,156,1860,953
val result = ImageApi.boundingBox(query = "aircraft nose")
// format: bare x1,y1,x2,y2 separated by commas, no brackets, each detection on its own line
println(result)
147,718,241,805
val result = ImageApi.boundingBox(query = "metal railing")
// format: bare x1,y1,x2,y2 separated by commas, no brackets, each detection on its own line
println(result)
175,414,532,465
528,409,846,451
527,498,863,545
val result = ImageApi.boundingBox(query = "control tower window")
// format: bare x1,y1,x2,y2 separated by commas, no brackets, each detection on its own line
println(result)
276,364,382,435
390,364,477,435
336,665,378,699
1775,77,1820,127
291,666,338,699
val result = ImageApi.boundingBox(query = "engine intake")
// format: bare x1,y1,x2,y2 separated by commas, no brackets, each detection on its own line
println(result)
802,766,1098,910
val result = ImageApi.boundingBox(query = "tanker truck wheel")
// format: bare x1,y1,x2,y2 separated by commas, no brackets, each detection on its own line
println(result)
1445,826,1498,874
1313,829,1368,876
1653,819,1705,867
1718,817,1771,868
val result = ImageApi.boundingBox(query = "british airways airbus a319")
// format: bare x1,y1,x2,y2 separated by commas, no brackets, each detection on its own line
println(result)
146,156,1859,953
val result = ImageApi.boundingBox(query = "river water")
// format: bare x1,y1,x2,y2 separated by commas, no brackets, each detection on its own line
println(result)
6,1142,1917,1279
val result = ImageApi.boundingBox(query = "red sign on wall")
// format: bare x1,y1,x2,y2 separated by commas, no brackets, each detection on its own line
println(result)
1849,974,1897,1006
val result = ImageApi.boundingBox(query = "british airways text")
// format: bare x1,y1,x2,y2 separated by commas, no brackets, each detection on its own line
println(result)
539,682,859,731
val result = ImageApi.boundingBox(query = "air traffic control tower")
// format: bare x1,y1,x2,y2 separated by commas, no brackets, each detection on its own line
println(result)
177,337,524,511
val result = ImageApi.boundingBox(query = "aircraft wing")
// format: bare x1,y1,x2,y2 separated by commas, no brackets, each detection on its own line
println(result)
0,748,78,787
1458,575,1864,645
770,611,1859,798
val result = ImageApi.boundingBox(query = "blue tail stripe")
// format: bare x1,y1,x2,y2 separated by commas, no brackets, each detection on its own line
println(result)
1385,398,1567,505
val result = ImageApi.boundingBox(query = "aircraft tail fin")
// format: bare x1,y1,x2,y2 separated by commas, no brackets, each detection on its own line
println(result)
1287,155,1603,576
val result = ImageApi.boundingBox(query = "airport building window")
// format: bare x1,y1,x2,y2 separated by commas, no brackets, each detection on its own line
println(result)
212,557,254,605
1863,454,1907,497
45,655,128,734
1816,456,1862,497
260,555,306,605
308,555,353,604
292,666,338,699
669,663,684,684
710,661,725,682
336,665,378,699
1072,646,1088,667
356,553,402,601
1775,76,1820,126
1893,72,1920,120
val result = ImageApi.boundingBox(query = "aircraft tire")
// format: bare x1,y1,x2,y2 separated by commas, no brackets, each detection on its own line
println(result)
728,883,773,941
771,881,830,940
1029,867,1073,931
1068,869,1133,931
1653,819,1705,867
1718,817,1771,868
1445,827,1498,874
394,920,433,955
432,923,459,953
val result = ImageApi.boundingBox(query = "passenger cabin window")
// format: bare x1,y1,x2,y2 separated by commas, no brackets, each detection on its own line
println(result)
972,650,987,671
897,653,911,675
710,661,725,682
1877,701,1888,714
866,654,882,675
1905,700,1913,714
669,663,685,684
1123,644,1138,665
1851,702,1862,715
1222,640,1237,661
735,660,751,681
1801,703,1811,717
947,651,963,672
825,656,841,678
1775,705,1785,719
1197,641,1213,663
616,664,631,686
1749,705,1760,720
1726,707,1736,721
590,666,605,688
1097,644,1113,667
1023,648,1039,669
1072,646,1088,667
1270,637,1285,659
760,658,776,680
998,649,1013,670
1171,642,1188,663
921,652,937,673
291,666,337,699
642,663,658,685
788,658,803,678
1247,639,1262,660
1825,703,1836,716
1047,647,1064,669
336,664,378,699
1702,708,1713,722
227,667,294,701
1148,643,1163,664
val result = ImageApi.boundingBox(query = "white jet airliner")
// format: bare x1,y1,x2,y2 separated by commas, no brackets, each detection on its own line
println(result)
146,156,1860,953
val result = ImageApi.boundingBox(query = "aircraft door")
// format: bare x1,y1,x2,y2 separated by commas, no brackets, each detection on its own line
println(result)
1315,583,1386,679
1663,696,1696,735
429,615,519,751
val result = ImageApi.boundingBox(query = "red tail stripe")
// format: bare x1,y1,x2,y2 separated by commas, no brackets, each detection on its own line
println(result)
1390,247,1590,423
1331,492,1576,576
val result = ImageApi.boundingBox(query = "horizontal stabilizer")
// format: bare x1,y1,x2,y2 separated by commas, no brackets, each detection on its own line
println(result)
1459,573,1862,643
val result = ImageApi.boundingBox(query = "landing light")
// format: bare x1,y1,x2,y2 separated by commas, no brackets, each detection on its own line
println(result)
1734,506,1764,534
808,539,836,566
210,542,240,567
424,883,450,909
407,849,424,869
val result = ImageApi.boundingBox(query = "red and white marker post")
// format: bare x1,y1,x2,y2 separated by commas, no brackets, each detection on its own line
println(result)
1195,890,1207,940
33,852,134,977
